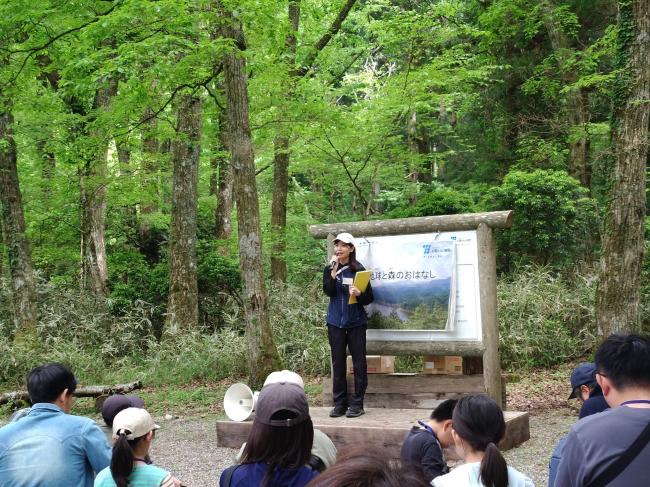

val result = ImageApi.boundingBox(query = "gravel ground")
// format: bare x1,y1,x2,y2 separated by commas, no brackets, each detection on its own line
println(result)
150,409,576,487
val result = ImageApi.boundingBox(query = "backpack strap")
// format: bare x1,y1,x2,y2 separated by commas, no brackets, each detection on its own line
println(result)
221,465,239,487
586,420,650,487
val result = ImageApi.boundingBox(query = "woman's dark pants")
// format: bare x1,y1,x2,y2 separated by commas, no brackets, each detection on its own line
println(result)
327,324,367,408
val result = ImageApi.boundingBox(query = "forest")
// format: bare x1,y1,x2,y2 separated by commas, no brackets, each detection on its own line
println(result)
0,0,648,390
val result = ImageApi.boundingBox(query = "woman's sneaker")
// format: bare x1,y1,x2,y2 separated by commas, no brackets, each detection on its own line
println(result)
329,405,347,417
346,406,365,418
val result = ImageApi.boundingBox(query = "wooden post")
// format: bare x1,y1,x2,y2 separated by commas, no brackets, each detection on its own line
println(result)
477,222,503,408
327,233,335,399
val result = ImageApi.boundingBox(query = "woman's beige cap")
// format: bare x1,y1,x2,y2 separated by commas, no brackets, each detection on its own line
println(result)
333,232,355,247
112,407,160,440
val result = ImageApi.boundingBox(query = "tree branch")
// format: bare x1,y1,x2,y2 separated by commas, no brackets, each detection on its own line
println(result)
3,1,125,87
113,75,214,139
294,0,358,77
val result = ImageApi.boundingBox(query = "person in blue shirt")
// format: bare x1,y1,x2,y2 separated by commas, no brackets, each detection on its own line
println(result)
0,363,112,487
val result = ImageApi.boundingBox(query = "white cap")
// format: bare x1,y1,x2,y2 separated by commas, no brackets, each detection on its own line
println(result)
112,407,160,440
333,232,355,247
264,370,305,389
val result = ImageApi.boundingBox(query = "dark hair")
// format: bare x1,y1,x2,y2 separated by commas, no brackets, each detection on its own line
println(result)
110,432,148,487
452,395,508,487
431,399,457,422
241,411,314,487
571,380,600,400
306,447,429,487
595,334,650,390
27,363,77,404
348,247,363,273
334,241,363,273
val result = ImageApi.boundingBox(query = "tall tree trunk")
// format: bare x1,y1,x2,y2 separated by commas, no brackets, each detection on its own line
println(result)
116,139,131,175
214,105,234,239
0,105,38,336
36,139,55,199
542,2,591,187
269,2,300,284
219,5,282,387
271,0,357,281
270,1,299,283
138,105,164,264
595,0,650,336
271,135,290,282
79,80,116,296
166,93,202,333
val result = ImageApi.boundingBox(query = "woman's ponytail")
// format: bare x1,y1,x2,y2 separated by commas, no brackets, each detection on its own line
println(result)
110,433,135,487
452,396,509,487
479,442,508,487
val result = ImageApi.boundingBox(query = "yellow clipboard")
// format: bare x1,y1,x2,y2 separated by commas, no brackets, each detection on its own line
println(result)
349,270,371,304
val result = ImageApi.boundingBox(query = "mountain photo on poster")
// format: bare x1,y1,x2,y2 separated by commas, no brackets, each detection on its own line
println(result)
355,235,456,331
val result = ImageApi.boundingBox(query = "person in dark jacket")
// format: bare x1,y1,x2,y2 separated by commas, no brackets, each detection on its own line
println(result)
400,399,457,483
323,232,374,419
548,362,610,487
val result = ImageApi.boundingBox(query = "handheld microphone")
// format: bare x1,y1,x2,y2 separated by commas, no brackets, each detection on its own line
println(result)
330,256,338,269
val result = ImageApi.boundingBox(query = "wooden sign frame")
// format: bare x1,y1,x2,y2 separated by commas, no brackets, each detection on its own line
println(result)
309,210,513,407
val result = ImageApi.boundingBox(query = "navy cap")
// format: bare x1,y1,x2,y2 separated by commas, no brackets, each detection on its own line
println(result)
102,394,145,426
568,363,597,399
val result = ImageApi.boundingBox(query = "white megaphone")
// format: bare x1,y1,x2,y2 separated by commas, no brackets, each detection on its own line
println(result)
224,383,259,422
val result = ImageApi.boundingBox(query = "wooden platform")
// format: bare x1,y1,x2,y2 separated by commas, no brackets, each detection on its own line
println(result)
322,373,506,409
216,407,529,459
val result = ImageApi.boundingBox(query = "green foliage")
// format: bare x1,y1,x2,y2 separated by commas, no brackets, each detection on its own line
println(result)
487,169,598,268
498,266,599,369
267,282,330,376
1,0,641,395
0,279,330,387
387,184,475,218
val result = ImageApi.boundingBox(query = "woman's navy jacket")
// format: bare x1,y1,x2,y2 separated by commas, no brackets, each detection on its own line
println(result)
323,263,374,328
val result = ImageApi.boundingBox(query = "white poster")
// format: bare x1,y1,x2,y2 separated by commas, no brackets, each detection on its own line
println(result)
355,231,482,342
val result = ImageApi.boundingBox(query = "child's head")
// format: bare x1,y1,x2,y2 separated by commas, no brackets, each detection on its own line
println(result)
428,399,457,448
451,395,508,487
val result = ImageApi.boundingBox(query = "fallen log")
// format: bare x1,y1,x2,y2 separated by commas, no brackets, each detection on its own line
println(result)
0,380,143,406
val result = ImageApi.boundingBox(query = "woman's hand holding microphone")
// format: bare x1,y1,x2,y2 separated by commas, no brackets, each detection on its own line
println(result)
330,255,339,278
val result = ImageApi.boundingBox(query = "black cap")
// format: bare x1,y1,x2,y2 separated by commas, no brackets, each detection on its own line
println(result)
102,394,145,426
255,382,309,427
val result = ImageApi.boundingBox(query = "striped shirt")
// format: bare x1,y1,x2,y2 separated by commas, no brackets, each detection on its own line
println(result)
94,464,175,487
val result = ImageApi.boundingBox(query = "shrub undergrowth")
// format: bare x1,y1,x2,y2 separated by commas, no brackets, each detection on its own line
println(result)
0,265,638,390
498,265,599,369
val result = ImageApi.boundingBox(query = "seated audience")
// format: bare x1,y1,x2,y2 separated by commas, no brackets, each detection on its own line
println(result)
555,334,650,487
432,395,534,487
568,362,609,419
548,362,609,487
236,370,337,472
100,394,146,443
400,399,457,483
94,407,182,487
220,380,318,487
305,447,430,487
0,363,112,487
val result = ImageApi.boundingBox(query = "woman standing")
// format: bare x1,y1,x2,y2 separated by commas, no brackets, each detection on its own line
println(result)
94,408,182,487
323,232,373,418
431,395,534,487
